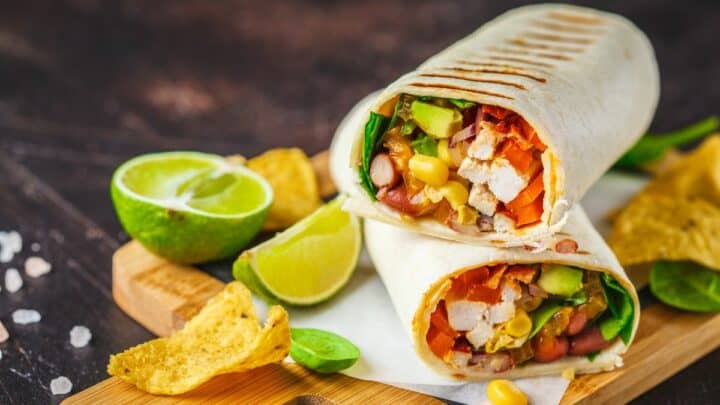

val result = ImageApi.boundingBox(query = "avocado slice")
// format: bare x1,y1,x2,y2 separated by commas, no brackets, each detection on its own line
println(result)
410,101,463,139
538,265,584,297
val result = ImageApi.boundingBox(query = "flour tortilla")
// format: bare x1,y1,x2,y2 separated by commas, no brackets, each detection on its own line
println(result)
343,4,659,247
364,207,639,380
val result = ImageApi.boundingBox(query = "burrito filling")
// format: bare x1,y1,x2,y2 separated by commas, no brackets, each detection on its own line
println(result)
425,264,634,372
360,94,547,234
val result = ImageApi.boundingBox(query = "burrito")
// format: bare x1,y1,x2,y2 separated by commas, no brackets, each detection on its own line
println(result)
365,209,639,379
345,4,659,246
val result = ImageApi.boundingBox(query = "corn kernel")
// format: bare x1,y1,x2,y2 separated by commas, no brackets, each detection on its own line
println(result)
441,181,469,209
505,310,532,337
437,139,454,167
487,379,528,405
456,205,478,224
562,367,576,381
408,154,449,187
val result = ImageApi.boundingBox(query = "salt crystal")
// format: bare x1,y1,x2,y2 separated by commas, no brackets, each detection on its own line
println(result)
5,268,23,293
0,321,8,343
31,242,41,252
70,325,92,348
50,376,72,395
12,309,41,325
0,231,22,263
25,256,52,278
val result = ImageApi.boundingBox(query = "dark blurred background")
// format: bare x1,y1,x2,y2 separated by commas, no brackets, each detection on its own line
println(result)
0,1,718,403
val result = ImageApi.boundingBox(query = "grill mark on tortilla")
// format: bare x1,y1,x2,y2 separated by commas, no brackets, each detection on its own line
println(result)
407,82,514,100
547,11,606,26
479,55,556,68
575,250,591,255
523,31,595,45
444,65,547,83
506,38,584,54
532,20,605,35
488,46,573,61
418,73,527,90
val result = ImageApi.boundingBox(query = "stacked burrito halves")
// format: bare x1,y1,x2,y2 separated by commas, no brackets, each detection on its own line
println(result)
330,4,658,380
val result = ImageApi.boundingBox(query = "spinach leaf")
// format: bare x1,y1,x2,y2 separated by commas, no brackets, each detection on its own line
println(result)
411,133,438,157
359,112,391,198
449,98,476,110
529,300,562,338
615,116,718,169
598,273,635,344
650,261,720,312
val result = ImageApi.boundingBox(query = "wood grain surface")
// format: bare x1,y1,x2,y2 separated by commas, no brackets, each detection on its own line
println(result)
2,1,720,404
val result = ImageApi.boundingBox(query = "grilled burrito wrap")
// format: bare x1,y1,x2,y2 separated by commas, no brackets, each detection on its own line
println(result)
345,4,659,246
365,210,639,379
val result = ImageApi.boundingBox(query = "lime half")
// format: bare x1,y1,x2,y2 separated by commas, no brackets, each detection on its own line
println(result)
111,151,273,264
233,196,361,305
290,328,360,373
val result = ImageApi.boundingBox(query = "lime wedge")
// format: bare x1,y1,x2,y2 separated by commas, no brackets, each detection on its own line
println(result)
290,328,360,373
111,151,273,264
233,196,361,305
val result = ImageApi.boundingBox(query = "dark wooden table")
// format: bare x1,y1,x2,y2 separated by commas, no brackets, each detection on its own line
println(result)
1,1,718,404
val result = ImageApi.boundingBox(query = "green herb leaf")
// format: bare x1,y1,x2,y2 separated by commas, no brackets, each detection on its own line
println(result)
562,290,588,306
650,261,720,312
598,273,635,344
615,116,719,169
401,121,417,136
290,328,361,373
360,112,391,198
449,98,476,109
411,133,438,157
529,300,562,338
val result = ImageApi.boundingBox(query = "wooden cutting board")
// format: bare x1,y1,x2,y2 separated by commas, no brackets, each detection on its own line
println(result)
64,151,720,404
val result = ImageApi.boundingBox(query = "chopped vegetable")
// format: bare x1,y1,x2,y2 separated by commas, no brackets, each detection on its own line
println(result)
529,300,562,338
290,328,360,373
410,133,439,157
650,261,720,312
410,101,463,139
360,112,391,197
449,98,477,110
615,116,719,169
537,265,583,297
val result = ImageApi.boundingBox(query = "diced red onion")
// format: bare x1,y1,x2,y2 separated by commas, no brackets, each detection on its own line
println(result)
449,123,476,147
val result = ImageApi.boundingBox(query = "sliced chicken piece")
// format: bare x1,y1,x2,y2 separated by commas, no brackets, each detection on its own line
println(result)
467,321,494,349
457,158,491,184
493,212,516,233
447,300,488,331
467,124,501,160
487,158,530,203
468,183,498,217
488,301,515,325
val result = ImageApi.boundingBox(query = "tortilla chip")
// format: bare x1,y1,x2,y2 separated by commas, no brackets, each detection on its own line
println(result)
609,135,720,270
108,282,290,395
642,135,720,204
247,148,322,230
609,194,720,270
